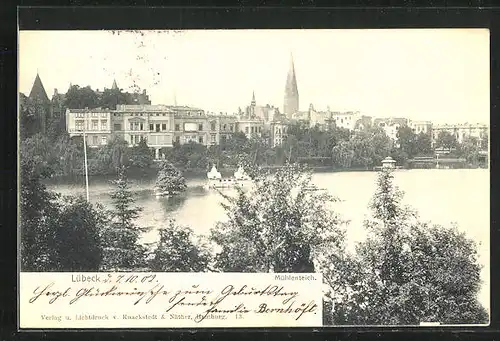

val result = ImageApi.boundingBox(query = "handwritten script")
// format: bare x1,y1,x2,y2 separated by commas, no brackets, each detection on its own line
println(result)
21,272,322,328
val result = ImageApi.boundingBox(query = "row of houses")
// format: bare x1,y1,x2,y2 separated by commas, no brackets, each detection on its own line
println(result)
66,104,293,157
66,100,488,157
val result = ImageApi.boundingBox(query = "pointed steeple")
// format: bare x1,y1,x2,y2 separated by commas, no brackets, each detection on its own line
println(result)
111,79,118,90
284,53,299,118
251,91,256,106
29,73,49,103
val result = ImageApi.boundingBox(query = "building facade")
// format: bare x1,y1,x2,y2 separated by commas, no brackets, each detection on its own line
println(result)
432,123,488,144
270,120,290,147
245,92,279,123
373,117,409,141
408,120,433,135
66,104,272,157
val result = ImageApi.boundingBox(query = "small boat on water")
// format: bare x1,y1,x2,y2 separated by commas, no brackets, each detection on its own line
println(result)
205,165,252,190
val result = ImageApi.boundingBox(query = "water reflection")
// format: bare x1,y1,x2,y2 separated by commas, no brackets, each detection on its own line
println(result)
156,193,188,213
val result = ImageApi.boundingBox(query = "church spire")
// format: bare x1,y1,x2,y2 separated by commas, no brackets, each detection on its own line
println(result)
29,72,49,103
251,91,256,106
111,79,118,90
284,53,299,118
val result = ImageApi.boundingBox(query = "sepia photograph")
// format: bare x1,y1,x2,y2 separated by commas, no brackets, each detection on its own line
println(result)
18,29,490,327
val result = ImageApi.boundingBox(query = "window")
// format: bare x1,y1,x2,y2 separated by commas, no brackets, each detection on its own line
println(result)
199,136,204,144
251,127,255,134
149,124,154,131
223,124,227,131
163,113,166,116
175,124,180,131
198,124,203,131
211,122,216,131
101,121,107,130
156,114,159,116
101,136,107,145
140,123,144,131
92,112,98,117
156,124,160,132
211,134,216,143
75,120,84,130
129,123,133,131
162,123,167,131
92,121,98,130
92,136,98,145
259,127,262,133
113,123,121,131
101,112,107,118
230,125,234,132
245,127,249,134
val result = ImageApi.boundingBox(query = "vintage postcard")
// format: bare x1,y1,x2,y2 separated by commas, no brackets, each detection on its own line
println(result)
18,29,490,328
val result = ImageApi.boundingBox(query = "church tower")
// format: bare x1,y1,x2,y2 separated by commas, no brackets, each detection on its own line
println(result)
283,53,299,118
28,72,51,134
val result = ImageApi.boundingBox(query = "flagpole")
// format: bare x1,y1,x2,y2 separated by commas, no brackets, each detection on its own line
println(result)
83,114,90,202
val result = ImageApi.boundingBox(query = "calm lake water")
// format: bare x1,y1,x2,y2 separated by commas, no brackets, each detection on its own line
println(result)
47,169,490,313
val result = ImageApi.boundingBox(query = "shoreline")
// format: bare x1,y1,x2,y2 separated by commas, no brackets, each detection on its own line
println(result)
43,165,488,185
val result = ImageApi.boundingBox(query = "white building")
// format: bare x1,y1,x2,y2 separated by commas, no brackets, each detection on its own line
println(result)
270,120,290,147
432,122,488,144
408,120,433,135
373,117,409,141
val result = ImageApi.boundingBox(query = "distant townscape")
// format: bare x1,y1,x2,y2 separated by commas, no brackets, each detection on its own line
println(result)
19,42,490,326
20,55,488,176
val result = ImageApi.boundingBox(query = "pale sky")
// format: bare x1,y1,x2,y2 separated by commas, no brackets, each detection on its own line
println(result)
19,29,489,124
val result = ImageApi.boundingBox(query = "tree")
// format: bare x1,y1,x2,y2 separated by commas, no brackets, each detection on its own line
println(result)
19,156,60,271
155,160,187,196
436,131,458,150
20,133,58,177
322,169,488,325
64,85,99,109
460,136,481,166
396,126,418,158
331,140,354,168
210,163,346,273
101,166,147,270
480,130,488,150
53,196,106,271
95,135,129,174
415,132,433,156
98,88,132,110
129,138,154,169
20,148,106,272
19,94,38,140
150,220,212,272
52,134,84,176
